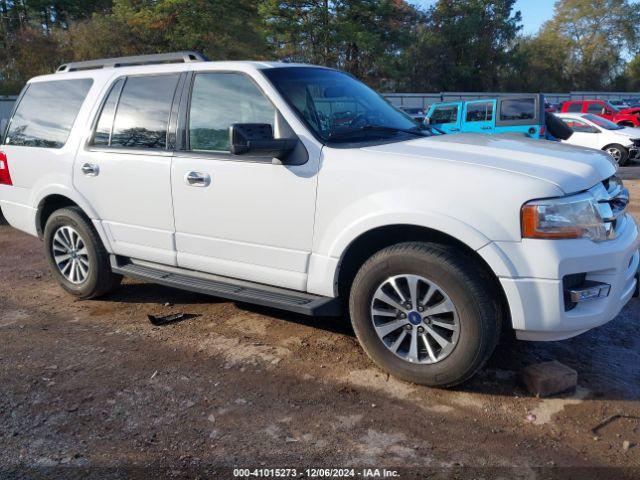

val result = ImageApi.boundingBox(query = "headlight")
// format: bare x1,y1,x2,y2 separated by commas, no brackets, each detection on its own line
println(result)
521,192,607,241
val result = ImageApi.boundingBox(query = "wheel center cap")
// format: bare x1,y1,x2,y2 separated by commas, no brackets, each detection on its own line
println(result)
408,311,422,326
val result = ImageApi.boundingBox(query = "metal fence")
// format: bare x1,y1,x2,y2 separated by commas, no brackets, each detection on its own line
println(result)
1,91,640,128
383,91,640,110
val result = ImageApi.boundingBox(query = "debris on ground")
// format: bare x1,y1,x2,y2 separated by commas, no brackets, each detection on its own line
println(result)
147,312,198,326
521,360,577,397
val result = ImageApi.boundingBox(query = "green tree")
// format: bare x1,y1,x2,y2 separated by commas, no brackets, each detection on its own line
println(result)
614,54,640,91
335,0,418,88
541,0,640,90
403,0,522,92
500,30,573,92
62,0,271,61
259,0,336,65
260,0,418,88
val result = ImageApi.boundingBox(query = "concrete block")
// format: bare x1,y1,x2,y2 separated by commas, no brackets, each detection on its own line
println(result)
521,360,577,397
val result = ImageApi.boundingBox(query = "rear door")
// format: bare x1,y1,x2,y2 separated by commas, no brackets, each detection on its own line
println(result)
462,100,495,134
426,102,461,133
74,73,184,265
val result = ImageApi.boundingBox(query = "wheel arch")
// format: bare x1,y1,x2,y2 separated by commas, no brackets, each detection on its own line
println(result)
334,224,511,330
36,194,81,239
34,191,113,254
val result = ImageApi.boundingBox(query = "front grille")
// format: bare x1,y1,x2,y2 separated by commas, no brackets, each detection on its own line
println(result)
632,138,640,148
598,176,630,240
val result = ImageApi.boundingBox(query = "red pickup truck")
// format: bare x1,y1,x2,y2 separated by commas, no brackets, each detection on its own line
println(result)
560,100,640,127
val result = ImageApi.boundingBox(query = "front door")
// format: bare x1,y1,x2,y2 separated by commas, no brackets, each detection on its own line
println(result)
560,117,601,149
171,71,318,291
462,100,495,134
74,73,182,265
427,102,461,133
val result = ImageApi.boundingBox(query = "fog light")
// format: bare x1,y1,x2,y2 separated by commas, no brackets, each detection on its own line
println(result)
567,281,611,303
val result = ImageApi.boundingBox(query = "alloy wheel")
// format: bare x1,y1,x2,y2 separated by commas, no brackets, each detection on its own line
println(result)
370,274,460,364
51,225,90,284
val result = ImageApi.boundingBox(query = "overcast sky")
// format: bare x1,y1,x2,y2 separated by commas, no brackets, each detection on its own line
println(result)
411,0,557,35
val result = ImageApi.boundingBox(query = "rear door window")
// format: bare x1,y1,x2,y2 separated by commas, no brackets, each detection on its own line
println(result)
4,79,93,148
92,78,125,146
108,74,180,149
587,103,603,114
465,101,494,122
566,103,582,113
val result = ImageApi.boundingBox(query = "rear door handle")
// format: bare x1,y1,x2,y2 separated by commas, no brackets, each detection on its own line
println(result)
81,163,99,176
185,171,211,187
481,126,493,130
450,128,460,132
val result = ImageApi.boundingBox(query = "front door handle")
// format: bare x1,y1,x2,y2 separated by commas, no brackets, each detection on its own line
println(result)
185,171,211,187
449,128,460,132
481,126,492,130
81,163,99,177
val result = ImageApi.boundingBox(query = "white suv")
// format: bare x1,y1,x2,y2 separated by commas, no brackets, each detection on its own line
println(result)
0,52,638,387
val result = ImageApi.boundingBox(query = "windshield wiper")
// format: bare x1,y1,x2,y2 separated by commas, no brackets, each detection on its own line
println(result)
328,124,426,141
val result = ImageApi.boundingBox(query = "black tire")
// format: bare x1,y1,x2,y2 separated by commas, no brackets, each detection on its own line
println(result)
349,242,501,388
43,207,121,299
602,144,629,166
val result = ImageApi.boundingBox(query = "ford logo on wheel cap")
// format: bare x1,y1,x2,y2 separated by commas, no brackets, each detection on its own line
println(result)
408,311,422,326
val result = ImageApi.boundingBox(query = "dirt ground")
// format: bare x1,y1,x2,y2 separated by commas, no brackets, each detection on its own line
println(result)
1,168,639,479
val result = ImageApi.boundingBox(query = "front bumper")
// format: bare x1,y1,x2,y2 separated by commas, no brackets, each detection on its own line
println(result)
493,213,639,341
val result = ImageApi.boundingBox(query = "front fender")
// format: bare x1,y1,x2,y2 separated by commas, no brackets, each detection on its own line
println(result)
307,189,498,297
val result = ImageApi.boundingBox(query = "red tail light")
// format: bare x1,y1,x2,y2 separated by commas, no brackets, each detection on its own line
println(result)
539,126,546,137
0,151,12,185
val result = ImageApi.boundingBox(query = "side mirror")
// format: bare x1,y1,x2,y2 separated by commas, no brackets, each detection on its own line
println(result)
229,123,298,160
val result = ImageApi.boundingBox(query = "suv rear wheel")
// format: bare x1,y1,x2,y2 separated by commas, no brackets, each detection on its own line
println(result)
349,242,501,387
43,207,121,299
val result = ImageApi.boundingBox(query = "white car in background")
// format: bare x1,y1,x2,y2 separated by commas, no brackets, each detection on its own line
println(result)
556,113,640,166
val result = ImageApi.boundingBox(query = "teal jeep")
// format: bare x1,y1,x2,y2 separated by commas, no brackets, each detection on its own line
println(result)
425,94,554,139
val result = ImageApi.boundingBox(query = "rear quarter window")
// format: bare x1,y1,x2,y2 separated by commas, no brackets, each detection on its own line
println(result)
4,79,93,148
499,98,535,121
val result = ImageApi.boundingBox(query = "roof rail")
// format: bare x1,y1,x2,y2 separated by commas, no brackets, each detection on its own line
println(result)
56,51,208,73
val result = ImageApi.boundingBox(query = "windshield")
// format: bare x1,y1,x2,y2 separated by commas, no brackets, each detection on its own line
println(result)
605,102,620,113
262,67,425,143
583,113,624,130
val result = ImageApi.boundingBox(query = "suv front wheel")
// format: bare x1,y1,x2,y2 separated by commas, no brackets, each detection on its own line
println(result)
43,207,121,299
349,242,501,388
603,144,629,166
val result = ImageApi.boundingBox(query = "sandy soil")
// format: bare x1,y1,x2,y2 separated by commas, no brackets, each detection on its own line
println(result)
0,170,639,479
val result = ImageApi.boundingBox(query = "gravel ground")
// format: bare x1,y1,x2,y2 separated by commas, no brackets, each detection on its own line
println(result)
0,169,639,479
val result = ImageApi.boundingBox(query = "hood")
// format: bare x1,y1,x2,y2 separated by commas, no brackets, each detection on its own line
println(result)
363,133,616,195
620,107,640,116
613,126,640,140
